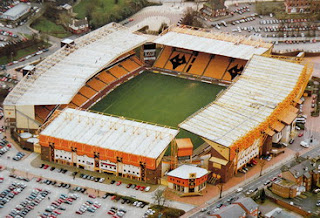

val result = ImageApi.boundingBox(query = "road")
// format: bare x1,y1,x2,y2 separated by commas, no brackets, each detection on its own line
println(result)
191,142,320,217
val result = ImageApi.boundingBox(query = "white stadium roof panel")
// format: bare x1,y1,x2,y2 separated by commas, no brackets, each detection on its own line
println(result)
154,27,272,60
180,55,304,147
4,23,149,106
167,165,208,179
41,108,179,159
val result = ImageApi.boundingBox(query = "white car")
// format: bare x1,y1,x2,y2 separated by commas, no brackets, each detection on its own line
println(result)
144,186,150,192
236,187,243,193
300,141,309,148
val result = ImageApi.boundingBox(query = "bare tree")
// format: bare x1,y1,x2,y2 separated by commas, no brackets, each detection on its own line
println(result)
217,183,224,198
295,152,300,162
258,159,267,177
152,189,166,206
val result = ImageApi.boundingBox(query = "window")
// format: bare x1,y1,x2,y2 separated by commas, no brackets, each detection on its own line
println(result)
124,169,126,172
60,156,62,158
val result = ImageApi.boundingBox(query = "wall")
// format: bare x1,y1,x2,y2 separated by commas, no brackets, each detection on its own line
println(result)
281,125,291,143
236,140,259,169
77,155,94,171
54,149,72,162
16,105,39,130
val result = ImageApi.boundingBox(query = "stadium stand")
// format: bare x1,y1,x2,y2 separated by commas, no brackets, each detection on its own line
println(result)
154,46,172,68
87,78,107,91
108,66,129,79
120,58,141,72
153,47,246,82
221,59,247,81
164,51,192,72
185,52,211,76
70,94,88,107
79,86,97,99
96,71,117,84
35,105,56,123
203,55,231,79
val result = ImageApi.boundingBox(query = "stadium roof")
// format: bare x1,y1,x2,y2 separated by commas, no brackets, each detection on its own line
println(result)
180,55,304,148
167,165,208,179
4,23,149,106
153,26,272,60
41,108,179,159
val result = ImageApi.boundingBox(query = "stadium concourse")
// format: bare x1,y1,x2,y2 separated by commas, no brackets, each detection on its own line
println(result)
2,23,312,185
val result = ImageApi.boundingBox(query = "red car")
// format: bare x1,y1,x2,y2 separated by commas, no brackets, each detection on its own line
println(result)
251,160,257,165
135,185,141,190
43,165,49,169
126,183,132,188
140,186,145,191
271,177,278,182
75,211,83,215
88,194,96,199
7,143,12,148
53,210,61,215
116,181,122,186
108,210,115,215
298,132,304,137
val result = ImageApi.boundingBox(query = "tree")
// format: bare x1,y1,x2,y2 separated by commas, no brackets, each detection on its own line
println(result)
152,189,166,206
217,183,224,198
180,8,203,28
258,159,267,177
260,189,266,203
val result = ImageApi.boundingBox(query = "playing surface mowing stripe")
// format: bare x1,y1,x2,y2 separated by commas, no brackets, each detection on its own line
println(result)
91,71,225,153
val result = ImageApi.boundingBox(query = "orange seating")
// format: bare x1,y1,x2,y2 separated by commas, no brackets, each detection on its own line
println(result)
121,59,140,72
186,53,211,75
130,56,143,66
79,86,97,99
108,66,128,79
71,94,88,106
87,78,107,91
154,46,172,68
97,71,117,84
164,51,192,72
203,55,231,79
68,103,79,108
221,59,247,81
35,106,49,122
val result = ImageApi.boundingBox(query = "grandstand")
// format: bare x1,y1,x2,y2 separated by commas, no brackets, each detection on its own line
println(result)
153,25,272,83
179,55,312,182
39,108,178,184
3,23,149,131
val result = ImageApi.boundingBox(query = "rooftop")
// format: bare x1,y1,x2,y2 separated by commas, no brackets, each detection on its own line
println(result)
213,204,246,218
167,165,208,179
1,3,30,18
234,197,258,212
180,55,305,148
4,23,149,106
176,138,193,149
40,108,179,159
154,26,272,60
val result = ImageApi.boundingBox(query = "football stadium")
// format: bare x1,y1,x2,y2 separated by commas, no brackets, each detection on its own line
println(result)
3,23,313,184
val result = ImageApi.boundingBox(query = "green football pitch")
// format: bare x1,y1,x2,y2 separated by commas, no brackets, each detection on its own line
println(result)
91,71,225,152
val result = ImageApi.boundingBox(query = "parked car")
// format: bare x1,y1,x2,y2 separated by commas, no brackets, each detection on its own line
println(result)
300,141,309,148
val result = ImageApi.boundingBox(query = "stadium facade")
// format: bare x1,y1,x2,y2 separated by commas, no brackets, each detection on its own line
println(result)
3,24,312,184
